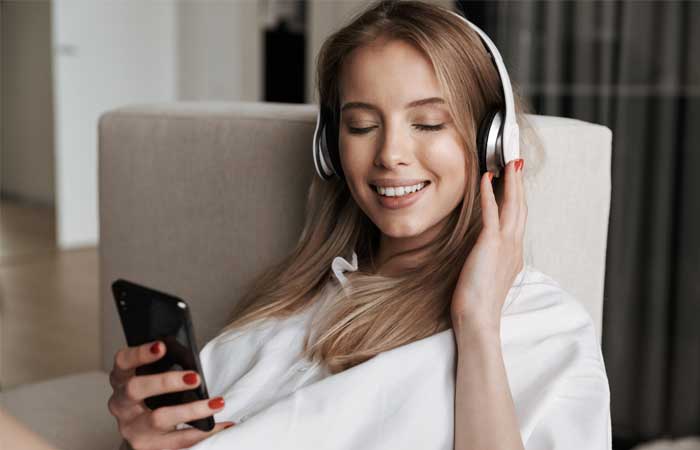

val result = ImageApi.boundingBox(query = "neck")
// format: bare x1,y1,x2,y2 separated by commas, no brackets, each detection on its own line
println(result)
372,216,449,276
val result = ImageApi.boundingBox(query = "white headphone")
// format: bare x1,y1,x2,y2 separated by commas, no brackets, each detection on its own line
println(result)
312,9,520,181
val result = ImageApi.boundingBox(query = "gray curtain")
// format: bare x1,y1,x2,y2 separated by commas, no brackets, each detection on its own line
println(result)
455,0,700,448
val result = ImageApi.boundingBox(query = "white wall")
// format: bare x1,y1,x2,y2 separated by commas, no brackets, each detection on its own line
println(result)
52,0,177,249
51,0,263,249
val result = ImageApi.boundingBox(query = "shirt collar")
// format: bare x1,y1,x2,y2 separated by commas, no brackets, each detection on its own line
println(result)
328,251,529,311
331,251,359,286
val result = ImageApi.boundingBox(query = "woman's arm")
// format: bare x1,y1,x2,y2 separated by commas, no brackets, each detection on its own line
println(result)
453,318,525,450
450,160,527,450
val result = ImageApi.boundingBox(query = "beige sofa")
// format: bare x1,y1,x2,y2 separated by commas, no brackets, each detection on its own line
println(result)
0,101,612,450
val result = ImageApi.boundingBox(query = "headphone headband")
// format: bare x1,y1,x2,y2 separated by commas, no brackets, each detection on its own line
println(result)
447,10,520,169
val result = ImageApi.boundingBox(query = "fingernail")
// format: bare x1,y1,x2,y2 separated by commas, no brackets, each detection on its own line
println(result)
487,172,493,182
224,423,236,429
515,159,524,172
208,397,225,409
150,342,161,354
183,372,198,385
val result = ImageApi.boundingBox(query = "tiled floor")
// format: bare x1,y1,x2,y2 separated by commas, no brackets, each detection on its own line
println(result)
0,199,100,391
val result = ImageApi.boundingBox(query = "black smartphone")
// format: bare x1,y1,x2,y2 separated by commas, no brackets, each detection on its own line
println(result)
112,279,215,432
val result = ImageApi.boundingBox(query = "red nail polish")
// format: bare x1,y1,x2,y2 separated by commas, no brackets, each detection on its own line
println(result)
208,397,225,409
224,423,236,429
487,172,493,182
183,372,198,385
150,342,161,354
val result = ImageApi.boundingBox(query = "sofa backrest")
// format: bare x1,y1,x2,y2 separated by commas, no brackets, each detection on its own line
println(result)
98,101,611,371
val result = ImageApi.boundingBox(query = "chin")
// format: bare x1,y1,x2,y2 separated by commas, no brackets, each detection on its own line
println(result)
374,220,425,238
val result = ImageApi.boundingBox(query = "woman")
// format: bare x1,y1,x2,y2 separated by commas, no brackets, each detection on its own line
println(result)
108,1,611,449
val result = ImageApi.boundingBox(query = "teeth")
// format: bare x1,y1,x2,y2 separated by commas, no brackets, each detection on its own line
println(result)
375,182,427,197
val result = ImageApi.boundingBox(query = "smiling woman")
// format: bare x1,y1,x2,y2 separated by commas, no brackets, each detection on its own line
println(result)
105,1,610,449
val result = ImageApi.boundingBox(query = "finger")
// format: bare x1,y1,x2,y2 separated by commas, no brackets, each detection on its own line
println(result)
120,402,147,423
112,341,166,388
108,392,147,422
123,370,202,403
146,396,227,432
155,421,236,450
479,171,499,231
500,159,520,233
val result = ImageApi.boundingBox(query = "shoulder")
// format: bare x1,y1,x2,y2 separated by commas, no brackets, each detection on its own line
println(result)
502,265,597,342
500,267,611,446
501,265,609,397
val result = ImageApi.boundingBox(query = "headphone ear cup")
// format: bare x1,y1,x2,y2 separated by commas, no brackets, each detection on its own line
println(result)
318,124,334,179
324,117,345,181
314,107,345,181
476,109,498,176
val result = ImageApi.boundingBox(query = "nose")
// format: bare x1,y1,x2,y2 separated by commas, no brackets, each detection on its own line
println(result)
374,122,412,170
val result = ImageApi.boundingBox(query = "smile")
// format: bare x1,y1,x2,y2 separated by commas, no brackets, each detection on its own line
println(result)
369,181,431,210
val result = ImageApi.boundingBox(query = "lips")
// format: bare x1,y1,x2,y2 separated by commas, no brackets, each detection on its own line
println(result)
371,181,430,210
369,178,431,188
369,180,431,192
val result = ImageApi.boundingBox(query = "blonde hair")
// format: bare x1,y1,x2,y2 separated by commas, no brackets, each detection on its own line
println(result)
219,0,544,374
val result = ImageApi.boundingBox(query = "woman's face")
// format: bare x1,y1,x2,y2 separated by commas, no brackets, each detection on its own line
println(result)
338,37,468,268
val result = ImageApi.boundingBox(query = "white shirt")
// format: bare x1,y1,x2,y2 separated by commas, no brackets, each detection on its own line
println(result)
189,251,612,449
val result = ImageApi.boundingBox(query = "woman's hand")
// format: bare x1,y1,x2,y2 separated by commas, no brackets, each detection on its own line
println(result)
450,159,526,334
108,340,235,450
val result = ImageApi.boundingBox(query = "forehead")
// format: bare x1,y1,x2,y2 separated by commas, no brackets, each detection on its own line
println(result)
338,38,445,108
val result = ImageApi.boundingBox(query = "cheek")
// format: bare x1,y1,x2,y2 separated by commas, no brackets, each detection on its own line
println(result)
338,144,371,199
339,144,365,172
339,140,376,187
428,140,468,187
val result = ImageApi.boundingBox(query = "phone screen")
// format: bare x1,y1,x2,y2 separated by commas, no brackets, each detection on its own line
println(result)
112,279,215,432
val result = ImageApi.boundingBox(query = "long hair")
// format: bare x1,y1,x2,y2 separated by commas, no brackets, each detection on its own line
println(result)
218,0,544,374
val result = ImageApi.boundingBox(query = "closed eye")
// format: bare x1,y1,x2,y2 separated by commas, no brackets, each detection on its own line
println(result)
347,124,445,135
347,126,374,135
414,124,445,132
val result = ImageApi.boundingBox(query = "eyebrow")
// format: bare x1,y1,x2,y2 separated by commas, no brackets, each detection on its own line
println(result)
340,97,446,113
